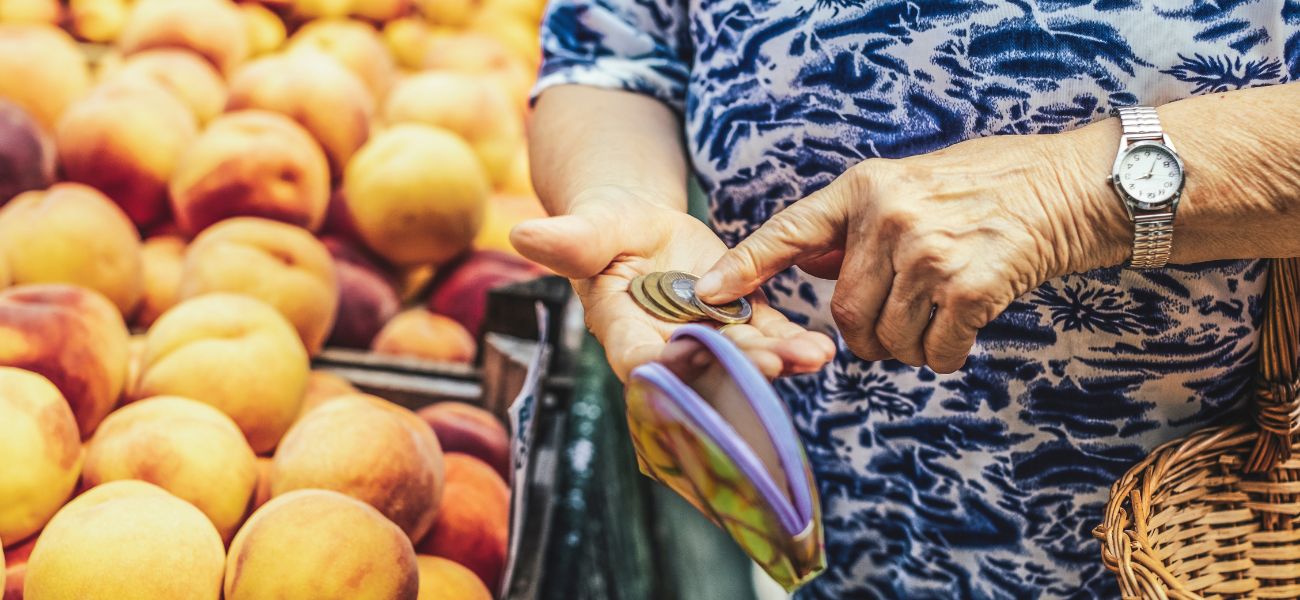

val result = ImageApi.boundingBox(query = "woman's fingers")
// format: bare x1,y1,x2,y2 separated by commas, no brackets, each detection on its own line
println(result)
747,302,836,372
922,304,981,374
875,271,934,367
829,230,893,362
695,185,851,304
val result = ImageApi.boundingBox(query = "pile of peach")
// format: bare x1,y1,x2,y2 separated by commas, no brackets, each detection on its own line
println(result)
0,0,550,359
0,285,516,599
0,0,557,598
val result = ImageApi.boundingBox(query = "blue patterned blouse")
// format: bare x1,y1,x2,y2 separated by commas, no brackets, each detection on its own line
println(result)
535,2,1299,598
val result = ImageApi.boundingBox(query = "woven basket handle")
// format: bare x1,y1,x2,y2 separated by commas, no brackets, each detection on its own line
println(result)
1246,257,1300,472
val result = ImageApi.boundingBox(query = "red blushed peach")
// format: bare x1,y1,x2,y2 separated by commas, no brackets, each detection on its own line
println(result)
0,25,91,132
426,249,545,337
416,453,509,593
118,0,250,75
0,368,82,549
107,49,228,124
0,99,54,205
227,52,374,177
56,76,198,231
225,490,418,600
0,184,145,315
323,237,400,349
0,285,130,438
170,110,330,236
271,394,445,542
416,402,509,479
286,18,395,101
178,217,339,356
371,309,477,364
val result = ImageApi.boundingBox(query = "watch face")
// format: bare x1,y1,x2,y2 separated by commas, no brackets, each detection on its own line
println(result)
1116,143,1183,207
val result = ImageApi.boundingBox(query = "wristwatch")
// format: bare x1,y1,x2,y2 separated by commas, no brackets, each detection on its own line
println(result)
1109,106,1186,269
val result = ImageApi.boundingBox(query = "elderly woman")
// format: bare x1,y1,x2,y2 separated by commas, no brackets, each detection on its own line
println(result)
511,1,1300,597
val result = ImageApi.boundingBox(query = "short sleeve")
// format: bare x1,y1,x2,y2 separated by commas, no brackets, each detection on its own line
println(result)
532,0,690,113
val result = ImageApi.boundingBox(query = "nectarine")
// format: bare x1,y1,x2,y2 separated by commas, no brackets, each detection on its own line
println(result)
426,249,545,337
323,236,399,349
417,402,510,478
0,99,54,205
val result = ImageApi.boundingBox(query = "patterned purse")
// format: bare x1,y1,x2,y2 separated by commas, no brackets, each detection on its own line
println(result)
625,324,826,592
1095,257,1300,598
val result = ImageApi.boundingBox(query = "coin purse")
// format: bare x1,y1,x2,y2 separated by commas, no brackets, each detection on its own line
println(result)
625,324,825,591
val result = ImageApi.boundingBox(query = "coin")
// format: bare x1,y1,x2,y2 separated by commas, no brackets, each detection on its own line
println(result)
658,271,711,319
630,274,691,322
691,294,753,325
641,272,700,321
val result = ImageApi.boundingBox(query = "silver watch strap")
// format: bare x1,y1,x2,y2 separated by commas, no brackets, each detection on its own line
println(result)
1115,106,1175,269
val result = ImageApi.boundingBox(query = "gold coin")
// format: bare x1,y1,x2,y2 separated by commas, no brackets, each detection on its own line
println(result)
658,271,711,319
630,274,691,322
642,272,700,321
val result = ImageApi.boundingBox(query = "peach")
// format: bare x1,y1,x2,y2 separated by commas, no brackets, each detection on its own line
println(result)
291,0,350,19
416,453,508,592
227,52,374,176
0,257,8,290
416,555,492,600
134,233,186,329
225,489,418,600
296,369,357,419
250,456,273,512
0,0,59,25
383,72,522,187
481,0,545,23
0,285,130,437
118,0,249,75
382,17,439,70
474,193,548,256
271,393,444,542
108,49,228,124
0,100,54,204
24,481,225,600
427,249,545,337
344,124,489,266
420,33,531,109
499,146,533,196
239,2,285,56
353,0,411,21
56,77,198,230
0,25,91,132
179,217,339,355
468,8,540,68
134,293,309,454
170,110,330,235
324,237,400,349
287,18,395,101
122,333,146,403
68,0,131,42
414,0,481,27
82,396,258,542
0,184,144,315
0,368,81,547
416,402,509,478
372,309,477,364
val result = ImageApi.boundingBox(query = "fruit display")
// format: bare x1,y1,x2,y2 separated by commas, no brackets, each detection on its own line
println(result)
0,0,549,595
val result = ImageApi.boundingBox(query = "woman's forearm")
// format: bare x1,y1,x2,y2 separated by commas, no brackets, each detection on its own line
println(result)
529,85,690,214
1061,82,1300,266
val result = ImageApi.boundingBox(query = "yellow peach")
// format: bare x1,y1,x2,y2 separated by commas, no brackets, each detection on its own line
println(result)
24,480,225,600
287,18,395,101
108,49,228,124
134,233,186,329
118,0,249,75
0,24,91,132
239,2,285,56
0,368,82,546
134,293,309,454
0,184,144,315
343,124,489,266
178,217,338,355
225,489,418,600
82,396,258,542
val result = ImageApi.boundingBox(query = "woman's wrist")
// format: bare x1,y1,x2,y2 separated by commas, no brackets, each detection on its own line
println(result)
1047,120,1134,274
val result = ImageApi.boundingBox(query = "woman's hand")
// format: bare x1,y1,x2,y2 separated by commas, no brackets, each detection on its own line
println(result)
510,186,836,381
695,133,1130,373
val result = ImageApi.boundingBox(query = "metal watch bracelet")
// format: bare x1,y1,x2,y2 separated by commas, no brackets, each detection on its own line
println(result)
1114,106,1175,269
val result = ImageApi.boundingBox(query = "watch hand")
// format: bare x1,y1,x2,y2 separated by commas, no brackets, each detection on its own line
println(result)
1144,155,1158,177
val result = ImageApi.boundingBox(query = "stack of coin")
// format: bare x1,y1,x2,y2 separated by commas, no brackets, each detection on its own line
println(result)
629,271,752,325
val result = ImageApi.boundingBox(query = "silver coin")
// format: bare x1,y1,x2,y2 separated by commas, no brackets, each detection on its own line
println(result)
632,273,693,322
691,294,753,325
657,271,711,319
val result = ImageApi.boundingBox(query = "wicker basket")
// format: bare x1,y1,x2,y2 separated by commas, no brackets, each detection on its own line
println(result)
1095,257,1300,599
